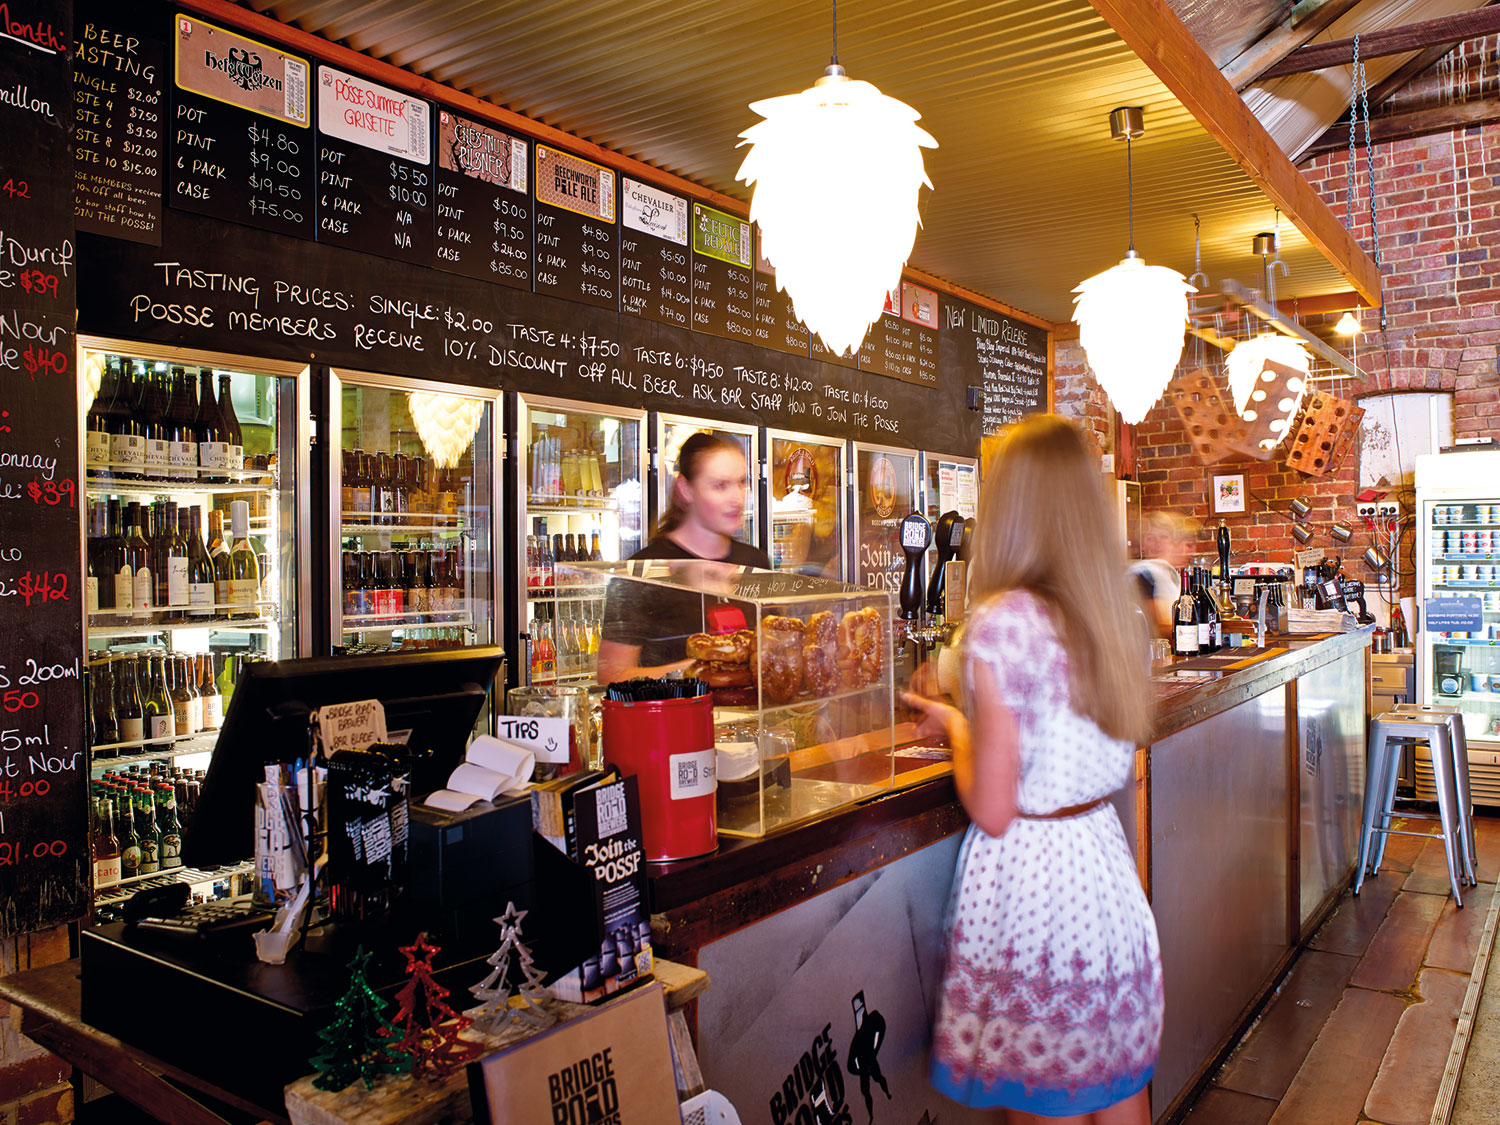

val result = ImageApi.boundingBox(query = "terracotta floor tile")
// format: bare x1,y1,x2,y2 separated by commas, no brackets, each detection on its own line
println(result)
1215,950,1359,1101
1365,968,1469,1125
1404,835,1468,896
1427,882,1497,973
1378,825,1438,873
1350,891,1448,993
1268,987,1407,1125
1472,823,1500,885
1312,877,1404,958
1182,1087,1277,1125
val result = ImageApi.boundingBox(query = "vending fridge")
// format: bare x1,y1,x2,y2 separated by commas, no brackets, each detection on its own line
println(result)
514,393,646,687
80,338,312,903
1415,450,1500,762
767,428,847,580
851,441,920,594
325,370,500,661
653,413,760,547
921,453,979,525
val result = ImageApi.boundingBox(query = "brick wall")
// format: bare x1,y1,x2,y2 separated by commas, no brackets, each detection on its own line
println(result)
0,929,74,1125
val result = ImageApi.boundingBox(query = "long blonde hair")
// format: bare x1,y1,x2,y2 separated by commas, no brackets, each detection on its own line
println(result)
966,414,1151,744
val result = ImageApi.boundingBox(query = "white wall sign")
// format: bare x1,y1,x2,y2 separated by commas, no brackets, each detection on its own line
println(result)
317,64,429,163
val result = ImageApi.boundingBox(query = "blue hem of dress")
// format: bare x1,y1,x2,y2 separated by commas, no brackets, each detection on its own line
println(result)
930,1059,1153,1116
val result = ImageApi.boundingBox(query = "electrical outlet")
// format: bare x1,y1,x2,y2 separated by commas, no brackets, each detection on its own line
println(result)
1356,502,1377,518
1376,500,1400,517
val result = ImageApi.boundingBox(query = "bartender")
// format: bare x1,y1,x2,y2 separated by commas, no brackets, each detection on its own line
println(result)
596,432,771,684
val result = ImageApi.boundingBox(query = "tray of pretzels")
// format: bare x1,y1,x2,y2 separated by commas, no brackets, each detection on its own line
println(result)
685,606,887,709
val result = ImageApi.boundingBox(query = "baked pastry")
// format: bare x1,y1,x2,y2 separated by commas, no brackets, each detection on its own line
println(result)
806,611,835,651
836,607,885,688
686,629,755,663
708,685,757,708
690,660,755,688
802,610,838,696
759,616,806,704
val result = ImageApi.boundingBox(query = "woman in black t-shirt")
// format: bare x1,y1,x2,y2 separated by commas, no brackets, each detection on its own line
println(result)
597,432,770,683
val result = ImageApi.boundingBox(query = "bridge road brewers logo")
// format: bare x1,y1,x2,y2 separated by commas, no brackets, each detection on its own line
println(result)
175,17,308,126
868,455,897,521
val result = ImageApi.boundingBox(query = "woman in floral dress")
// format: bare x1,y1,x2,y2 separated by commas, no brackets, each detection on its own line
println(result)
906,415,1161,1123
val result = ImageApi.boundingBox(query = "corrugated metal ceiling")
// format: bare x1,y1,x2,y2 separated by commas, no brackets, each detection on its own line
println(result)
235,0,1354,323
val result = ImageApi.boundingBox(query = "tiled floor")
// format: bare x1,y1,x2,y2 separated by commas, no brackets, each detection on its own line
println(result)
1179,813,1500,1125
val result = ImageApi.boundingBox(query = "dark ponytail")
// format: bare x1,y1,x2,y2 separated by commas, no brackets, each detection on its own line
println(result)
656,432,744,536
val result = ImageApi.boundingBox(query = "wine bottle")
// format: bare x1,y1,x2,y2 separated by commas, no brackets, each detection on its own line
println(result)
167,366,200,481
93,798,122,886
187,508,215,618
142,653,176,746
85,501,104,615
196,369,228,483
91,657,120,749
1172,569,1201,657
85,359,117,476
142,368,170,481
218,372,244,474
227,500,260,618
125,503,153,621
198,653,223,731
115,655,144,745
1200,567,1223,651
164,502,190,614
170,654,199,737
340,449,357,514
111,362,147,481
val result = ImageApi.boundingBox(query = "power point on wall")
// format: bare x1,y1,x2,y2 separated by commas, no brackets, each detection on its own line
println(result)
1375,500,1400,517
1356,502,1377,518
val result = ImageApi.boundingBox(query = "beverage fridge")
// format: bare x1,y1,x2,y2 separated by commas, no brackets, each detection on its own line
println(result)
1415,450,1500,760
80,339,312,904
767,428,847,580
922,453,979,525
654,413,760,547
514,394,646,687
851,442,919,594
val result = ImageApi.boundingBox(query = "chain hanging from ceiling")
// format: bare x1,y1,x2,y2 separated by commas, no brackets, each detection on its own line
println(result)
1347,32,1393,379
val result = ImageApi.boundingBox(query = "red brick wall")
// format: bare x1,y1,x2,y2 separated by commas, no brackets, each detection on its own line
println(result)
0,928,74,1125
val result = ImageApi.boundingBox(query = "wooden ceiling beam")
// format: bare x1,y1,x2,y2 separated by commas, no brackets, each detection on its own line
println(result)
1260,5,1500,79
1363,41,1457,107
1086,0,1384,308
1222,0,1365,92
1302,92,1500,156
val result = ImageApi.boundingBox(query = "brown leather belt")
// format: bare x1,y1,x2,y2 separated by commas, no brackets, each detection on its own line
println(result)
1016,797,1109,821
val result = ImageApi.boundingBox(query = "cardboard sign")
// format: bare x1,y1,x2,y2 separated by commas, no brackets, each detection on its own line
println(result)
175,16,309,126
495,714,572,765
316,699,388,753
468,983,678,1124
316,64,429,162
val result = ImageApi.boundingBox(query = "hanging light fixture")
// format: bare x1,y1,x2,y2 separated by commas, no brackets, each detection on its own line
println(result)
407,391,484,470
1335,311,1362,336
1071,107,1195,426
736,2,936,357
1225,333,1311,450
81,350,105,414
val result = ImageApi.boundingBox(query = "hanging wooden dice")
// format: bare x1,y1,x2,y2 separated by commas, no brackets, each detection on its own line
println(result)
1284,391,1364,477
1165,368,1265,464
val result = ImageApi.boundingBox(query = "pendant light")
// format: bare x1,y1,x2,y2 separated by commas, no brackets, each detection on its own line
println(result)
1071,107,1195,426
736,2,936,357
406,391,484,470
81,349,105,413
1224,333,1311,445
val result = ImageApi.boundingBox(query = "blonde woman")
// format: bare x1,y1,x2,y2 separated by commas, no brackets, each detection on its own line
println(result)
906,415,1160,1124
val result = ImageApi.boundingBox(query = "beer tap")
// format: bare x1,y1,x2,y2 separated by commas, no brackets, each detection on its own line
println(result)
927,511,963,618
898,513,942,659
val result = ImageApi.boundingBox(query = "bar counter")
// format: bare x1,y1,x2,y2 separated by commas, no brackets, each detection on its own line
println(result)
649,627,1371,1123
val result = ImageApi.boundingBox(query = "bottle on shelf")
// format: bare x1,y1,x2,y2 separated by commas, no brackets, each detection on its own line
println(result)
141,367,170,481
196,368,229,483
442,547,462,610
164,502,190,616
218,372,244,473
540,531,555,593
110,362,147,481
392,452,410,521
85,502,104,615
1172,569,1201,657
100,498,125,614
590,531,603,562
185,508,215,618
167,366,200,480
170,654,199,737
91,657,119,751
198,653,223,731
1192,568,1220,654
86,358,118,477
227,500,261,618
340,449,358,514
142,653,176,747
373,452,394,525
93,797,122,886
125,502,153,621
135,785,161,876
530,604,556,684
552,533,566,590
156,782,183,870
525,535,537,594
115,654,144,745
119,796,142,881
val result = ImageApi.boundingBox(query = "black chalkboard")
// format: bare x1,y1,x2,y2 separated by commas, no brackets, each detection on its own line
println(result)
313,64,434,266
169,14,315,241
73,0,166,244
940,295,1049,432
433,108,532,288
0,0,89,939
809,334,860,370
618,177,691,329
532,144,618,312
751,250,811,358
690,203,756,345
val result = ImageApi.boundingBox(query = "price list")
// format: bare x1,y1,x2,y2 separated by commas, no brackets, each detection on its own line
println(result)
73,0,166,244
169,16,313,240
858,284,938,386
690,203,756,344
0,0,88,937
533,145,618,311
433,109,531,288
902,281,940,386
314,65,433,265
752,238,811,357
618,177,691,327
810,334,860,370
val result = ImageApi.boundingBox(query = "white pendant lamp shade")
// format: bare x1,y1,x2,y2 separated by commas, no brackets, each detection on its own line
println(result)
406,391,484,469
737,73,936,357
1226,334,1311,448
1071,255,1195,425
82,350,105,414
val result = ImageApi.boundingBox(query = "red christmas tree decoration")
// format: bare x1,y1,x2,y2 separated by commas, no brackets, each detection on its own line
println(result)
383,932,483,1079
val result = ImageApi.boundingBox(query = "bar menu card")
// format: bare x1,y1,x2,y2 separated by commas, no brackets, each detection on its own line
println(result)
752,237,811,358
691,203,755,344
433,109,531,288
170,15,313,240
619,177,690,328
533,144,618,311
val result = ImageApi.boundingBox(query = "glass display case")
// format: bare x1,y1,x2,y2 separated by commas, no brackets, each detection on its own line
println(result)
851,442,919,595
767,429,846,580
516,394,645,687
655,413,760,546
328,371,498,657
568,560,897,837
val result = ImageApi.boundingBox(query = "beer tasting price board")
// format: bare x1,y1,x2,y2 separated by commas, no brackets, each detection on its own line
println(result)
533,145,618,312
74,0,167,244
619,178,691,328
0,0,89,937
434,109,532,288
810,333,861,371
169,15,314,241
752,240,811,358
315,64,434,265
691,203,756,344
940,295,1049,432
857,282,940,386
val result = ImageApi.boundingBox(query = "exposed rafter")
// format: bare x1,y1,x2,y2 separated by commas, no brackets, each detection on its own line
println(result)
1303,93,1500,157
1261,5,1500,80
1222,0,1365,92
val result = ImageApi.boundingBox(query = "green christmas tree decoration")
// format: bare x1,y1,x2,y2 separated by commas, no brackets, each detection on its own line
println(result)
310,946,413,1092
385,932,482,1080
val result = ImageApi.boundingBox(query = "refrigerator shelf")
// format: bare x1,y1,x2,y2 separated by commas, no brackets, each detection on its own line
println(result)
1431,581,1499,590
86,471,278,496
88,612,279,638
1432,555,1499,562
1433,638,1500,646
1432,522,1500,529
94,859,255,906
526,499,618,514
91,732,219,764
341,523,468,537
341,610,475,629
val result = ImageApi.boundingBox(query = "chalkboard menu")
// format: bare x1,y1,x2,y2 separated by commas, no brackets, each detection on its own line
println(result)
691,203,756,344
314,64,433,265
751,240,811,358
940,295,1049,432
0,0,89,938
619,177,691,328
170,15,314,240
810,333,860,370
73,0,166,244
533,144,618,311
858,282,939,386
433,109,531,288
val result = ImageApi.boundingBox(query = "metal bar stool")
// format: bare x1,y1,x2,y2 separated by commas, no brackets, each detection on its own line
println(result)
1381,702,1477,880
1356,713,1468,906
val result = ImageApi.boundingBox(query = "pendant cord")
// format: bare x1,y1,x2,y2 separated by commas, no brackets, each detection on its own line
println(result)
831,0,838,65
1126,135,1135,253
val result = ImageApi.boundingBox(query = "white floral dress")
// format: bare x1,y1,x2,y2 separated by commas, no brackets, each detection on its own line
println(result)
930,590,1163,1116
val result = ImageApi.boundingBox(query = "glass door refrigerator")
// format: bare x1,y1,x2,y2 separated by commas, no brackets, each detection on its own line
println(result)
653,413,761,547
515,394,646,687
80,339,311,908
921,453,979,525
851,442,920,595
1415,451,1500,767
767,429,847,580
327,371,499,661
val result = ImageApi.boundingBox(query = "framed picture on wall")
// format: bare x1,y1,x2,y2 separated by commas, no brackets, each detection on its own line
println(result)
1213,474,1246,514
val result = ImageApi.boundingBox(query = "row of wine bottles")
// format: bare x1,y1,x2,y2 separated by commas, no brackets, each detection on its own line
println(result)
85,497,265,619
89,649,235,751
1172,567,1224,656
340,548,468,620
526,531,604,594
339,448,467,522
86,360,246,480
